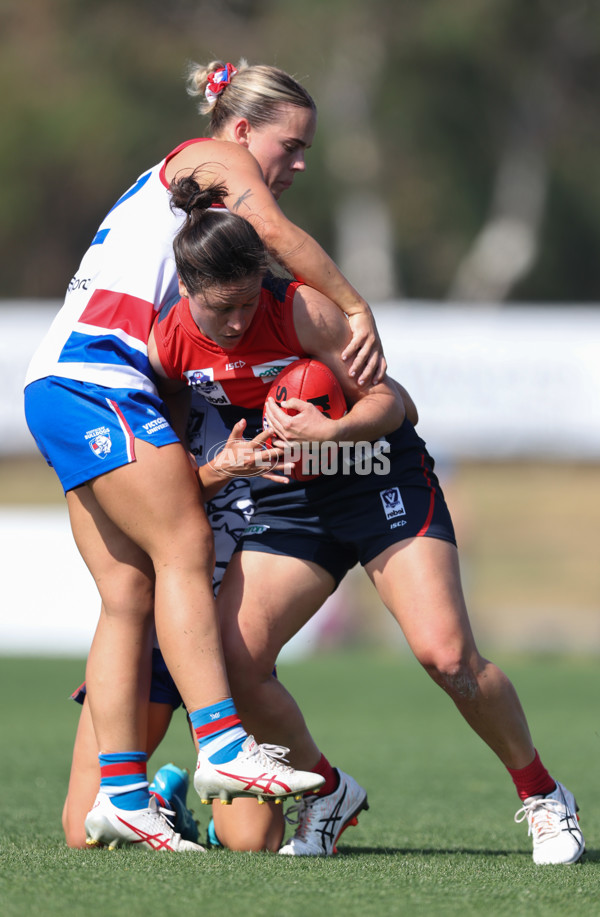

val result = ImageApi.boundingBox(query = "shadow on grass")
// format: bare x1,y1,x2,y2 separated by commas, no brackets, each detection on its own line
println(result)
340,845,597,863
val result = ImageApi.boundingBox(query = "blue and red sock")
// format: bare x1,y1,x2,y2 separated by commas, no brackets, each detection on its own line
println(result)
189,698,247,765
99,751,150,811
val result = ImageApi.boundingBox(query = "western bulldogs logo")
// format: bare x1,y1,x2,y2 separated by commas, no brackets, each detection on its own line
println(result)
85,425,112,459
89,433,112,459
380,486,406,520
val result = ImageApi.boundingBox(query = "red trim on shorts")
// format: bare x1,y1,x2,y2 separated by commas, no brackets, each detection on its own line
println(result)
194,713,242,739
106,399,136,463
417,453,436,536
70,680,86,701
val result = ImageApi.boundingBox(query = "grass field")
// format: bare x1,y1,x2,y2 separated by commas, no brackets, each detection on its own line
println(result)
1,651,598,917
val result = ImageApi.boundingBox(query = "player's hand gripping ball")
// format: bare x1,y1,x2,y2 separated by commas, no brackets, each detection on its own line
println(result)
263,358,347,481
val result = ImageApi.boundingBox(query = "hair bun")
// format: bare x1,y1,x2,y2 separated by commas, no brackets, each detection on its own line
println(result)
169,173,228,217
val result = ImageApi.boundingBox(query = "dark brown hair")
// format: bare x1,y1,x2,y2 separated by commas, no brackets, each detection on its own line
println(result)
170,173,269,295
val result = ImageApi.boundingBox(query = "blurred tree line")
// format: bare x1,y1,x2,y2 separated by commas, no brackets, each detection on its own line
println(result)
1,0,599,303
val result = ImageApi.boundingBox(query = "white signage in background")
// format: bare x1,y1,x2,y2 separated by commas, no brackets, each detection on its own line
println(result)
1,301,599,656
1,301,61,452
372,303,600,460
0,507,98,654
2,300,600,460
0,506,341,657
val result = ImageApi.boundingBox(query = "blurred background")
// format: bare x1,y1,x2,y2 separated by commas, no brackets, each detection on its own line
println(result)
1,0,599,656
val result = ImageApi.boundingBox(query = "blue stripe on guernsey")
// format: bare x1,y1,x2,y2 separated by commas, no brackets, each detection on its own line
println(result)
23,149,183,392
58,332,152,378
189,698,247,765
99,751,150,811
107,171,152,216
91,228,110,246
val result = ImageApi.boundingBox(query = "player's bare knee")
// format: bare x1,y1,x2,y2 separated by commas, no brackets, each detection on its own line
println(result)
102,592,154,624
220,825,275,852
101,569,154,620
423,658,479,700
64,829,87,849
62,810,87,848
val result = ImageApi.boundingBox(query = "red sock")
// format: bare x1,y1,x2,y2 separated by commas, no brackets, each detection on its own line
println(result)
310,753,339,796
506,749,556,801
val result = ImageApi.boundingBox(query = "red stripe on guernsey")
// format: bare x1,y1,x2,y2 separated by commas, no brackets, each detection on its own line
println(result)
158,137,225,201
417,453,436,536
78,289,155,343
106,399,136,463
101,761,147,778
194,713,242,740
159,138,210,188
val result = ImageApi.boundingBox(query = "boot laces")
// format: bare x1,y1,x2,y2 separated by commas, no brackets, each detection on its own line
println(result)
514,796,562,842
250,742,294,774
148,795,181,839
284,796,316,839
156,805,176,829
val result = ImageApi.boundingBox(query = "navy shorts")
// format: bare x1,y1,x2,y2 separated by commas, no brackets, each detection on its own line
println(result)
70,649,276,710
24,376,180,493
236,421,456,586
71,648,184,710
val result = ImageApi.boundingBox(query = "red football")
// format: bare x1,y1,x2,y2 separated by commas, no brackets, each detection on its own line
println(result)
264,358,347,481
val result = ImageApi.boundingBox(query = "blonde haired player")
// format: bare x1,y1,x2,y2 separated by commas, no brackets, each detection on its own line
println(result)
27,57,390,852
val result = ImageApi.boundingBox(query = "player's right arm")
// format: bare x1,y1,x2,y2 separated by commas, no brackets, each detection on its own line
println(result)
165,140,385,386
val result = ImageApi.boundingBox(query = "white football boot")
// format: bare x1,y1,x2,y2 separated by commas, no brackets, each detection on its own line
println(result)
84,792,205,851
514,781,585,865
279,769,368,856
193,736,325,804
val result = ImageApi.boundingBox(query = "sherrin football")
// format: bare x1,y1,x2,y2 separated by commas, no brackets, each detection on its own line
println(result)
264,358,347,481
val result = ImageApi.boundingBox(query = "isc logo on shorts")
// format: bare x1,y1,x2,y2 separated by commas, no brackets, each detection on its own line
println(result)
380,487,406,520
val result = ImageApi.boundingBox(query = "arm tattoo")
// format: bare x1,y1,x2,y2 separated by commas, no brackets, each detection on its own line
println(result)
232,188,253,212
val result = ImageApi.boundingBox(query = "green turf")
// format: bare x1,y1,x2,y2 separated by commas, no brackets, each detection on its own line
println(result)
0,652,598,917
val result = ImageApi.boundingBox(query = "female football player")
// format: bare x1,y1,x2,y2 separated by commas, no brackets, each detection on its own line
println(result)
27,57,391,852
147,175,585,866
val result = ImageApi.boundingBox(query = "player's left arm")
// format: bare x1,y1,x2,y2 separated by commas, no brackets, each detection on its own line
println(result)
148,325,193,443
148,325,287,495
264,286,406,445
